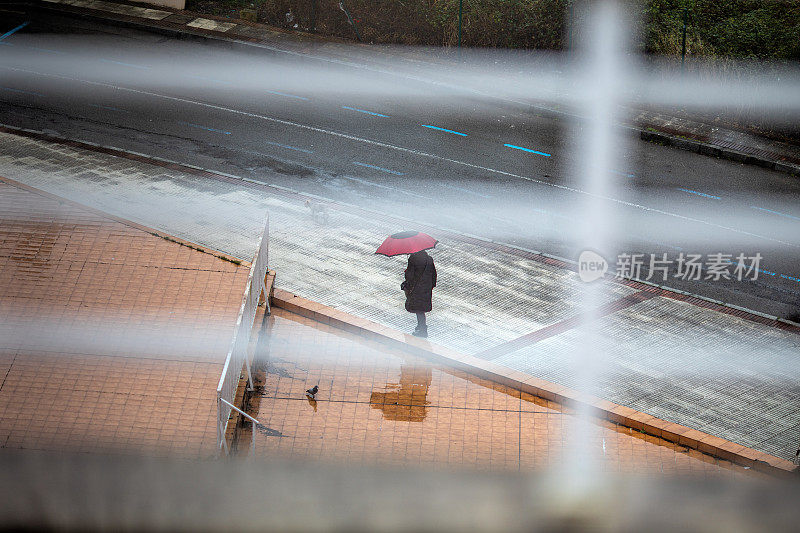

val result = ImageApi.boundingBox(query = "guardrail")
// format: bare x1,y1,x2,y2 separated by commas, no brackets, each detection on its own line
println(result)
219,398,261,456
216,215,270,455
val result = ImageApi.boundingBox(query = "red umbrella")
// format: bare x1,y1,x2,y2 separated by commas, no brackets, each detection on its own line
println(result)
375,231,438,257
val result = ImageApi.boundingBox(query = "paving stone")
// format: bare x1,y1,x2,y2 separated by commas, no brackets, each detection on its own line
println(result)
0,179,253,457
164,13,196,25
494,296,800,458
186,18,236,32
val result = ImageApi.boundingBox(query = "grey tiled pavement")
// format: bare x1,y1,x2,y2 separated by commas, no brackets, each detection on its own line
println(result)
494,296,800,458
1,131,798,460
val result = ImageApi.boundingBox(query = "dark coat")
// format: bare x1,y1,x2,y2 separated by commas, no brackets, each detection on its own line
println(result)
404,251,437,313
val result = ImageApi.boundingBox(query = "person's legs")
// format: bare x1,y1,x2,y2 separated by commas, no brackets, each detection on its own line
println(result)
414,312,427,337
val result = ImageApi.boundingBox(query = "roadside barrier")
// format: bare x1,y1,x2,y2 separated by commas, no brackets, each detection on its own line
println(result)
216,215,270,455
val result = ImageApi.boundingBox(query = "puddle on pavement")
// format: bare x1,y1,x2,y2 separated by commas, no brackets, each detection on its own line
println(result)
370,365,432,422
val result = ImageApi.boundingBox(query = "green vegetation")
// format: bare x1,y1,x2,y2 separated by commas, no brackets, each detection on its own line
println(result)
644,1,800,60
187,0,800,59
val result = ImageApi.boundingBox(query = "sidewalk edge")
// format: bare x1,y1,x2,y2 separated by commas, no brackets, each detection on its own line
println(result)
272,287,797,477
0,173,249,267
639,130,800,176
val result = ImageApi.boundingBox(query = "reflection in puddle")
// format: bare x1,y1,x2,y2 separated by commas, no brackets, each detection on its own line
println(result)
370,365,432,422
255,424,288,438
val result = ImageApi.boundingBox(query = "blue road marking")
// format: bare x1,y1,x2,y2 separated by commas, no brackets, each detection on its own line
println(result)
0,21,29,41
610,169,636,178
527,206,571,220
751,205,800,222
638,236,683,251
89,104,128,112
340,175,432,200
265,140,313,153
676,188,721,200
352,161,404,175
266,90,309,101
0,42,65,54
707,257,792,282
439,183,492,199
342,106,388,118
489,215,522,227
0,86,44,97
503,143,551,157
100,59,150,70
25,45,65,54
179,121,231,135
422,124,468,137
187,74,233,85
714,254,800,284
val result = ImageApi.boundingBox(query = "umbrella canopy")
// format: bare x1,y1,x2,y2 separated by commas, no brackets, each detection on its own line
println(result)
375,231,438,257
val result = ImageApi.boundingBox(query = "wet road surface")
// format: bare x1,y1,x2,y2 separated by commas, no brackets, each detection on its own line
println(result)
0,10,799,319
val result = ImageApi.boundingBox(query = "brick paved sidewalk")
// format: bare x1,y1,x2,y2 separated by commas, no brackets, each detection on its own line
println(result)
0,176,252,457
0,130,797,462
26,0,800,176
239,306,762,478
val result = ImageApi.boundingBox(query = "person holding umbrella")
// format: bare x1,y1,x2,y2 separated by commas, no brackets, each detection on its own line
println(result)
376,231,438,338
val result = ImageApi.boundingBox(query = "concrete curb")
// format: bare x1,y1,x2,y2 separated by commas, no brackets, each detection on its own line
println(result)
16,0,800,177
639,130,800,176
271,287,797,477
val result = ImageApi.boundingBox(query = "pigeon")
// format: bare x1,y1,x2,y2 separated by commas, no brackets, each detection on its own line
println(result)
305,200,329,224
305,385,318,398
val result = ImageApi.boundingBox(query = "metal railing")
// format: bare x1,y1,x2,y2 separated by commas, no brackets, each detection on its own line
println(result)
219,398,261,457
216,215,270,455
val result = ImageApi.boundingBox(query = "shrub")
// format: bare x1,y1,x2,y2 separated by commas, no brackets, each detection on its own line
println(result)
187,0,800,59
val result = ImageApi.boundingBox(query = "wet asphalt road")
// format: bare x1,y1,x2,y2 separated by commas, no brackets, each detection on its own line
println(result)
1,9,799,319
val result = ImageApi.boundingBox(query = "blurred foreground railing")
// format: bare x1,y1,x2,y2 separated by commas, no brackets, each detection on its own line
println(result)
216,215,270,455
2,450,798,532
